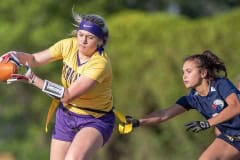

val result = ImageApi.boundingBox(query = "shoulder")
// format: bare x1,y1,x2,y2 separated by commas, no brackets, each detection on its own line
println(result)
214,77,239,98
83,52,112,76
214,78,235,88
49,37,78,58
90,52,111,65
176,96,192,110
215,77,230,83
56,37,77,45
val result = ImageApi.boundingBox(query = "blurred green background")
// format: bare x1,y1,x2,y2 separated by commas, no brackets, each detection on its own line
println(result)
0,0,240,159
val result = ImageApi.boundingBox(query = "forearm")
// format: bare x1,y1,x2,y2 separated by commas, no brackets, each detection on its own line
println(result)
31,75,45,90
31,76,66,101
30,75,96,104
208,105,240,126
14,49,52,67
140,105,186,126
208,93,240,126
140,110,169,125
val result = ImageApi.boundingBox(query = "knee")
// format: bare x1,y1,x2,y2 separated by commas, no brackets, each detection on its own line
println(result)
198,153,213,160
65,154,87,160
198,156,208,160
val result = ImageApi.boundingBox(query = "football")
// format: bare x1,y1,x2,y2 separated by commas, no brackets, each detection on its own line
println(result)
0,61,18,81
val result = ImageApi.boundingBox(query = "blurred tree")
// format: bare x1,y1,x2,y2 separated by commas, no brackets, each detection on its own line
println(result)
72,0,240,18
0,0,240,159
176,0,240,18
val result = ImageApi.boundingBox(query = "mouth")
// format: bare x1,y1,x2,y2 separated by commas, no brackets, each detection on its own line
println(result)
183,80,189,85
79,44,86,49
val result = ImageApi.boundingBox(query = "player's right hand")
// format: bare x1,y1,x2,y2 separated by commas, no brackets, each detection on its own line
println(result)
126,115,140,127
117,115,140,134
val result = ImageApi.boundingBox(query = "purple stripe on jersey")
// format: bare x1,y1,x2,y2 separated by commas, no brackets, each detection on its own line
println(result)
77,53,81,66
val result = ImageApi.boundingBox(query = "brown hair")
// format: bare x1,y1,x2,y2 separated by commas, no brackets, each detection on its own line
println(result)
72,12,109,46
184,50,227,80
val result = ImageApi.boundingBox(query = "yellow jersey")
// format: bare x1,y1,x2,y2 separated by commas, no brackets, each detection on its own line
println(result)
49,37,113,117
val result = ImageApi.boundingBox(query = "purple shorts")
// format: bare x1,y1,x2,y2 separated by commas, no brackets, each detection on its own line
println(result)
52,103,115,145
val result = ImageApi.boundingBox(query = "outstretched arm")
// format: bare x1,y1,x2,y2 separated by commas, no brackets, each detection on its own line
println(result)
12,69,97,104
13,49,54,67
118,104,186,134
140,104,187,126
3,50,97,104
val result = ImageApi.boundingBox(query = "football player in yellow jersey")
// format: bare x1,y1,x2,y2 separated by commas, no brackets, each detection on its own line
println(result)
0,12,114,160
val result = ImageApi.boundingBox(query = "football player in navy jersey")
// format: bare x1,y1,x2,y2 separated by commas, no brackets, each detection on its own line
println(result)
126,50,240,160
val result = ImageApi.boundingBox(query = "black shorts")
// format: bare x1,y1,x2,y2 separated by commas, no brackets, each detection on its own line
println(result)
217,134,240,152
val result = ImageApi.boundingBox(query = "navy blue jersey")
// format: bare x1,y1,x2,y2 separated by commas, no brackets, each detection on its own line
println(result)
176,78,240,136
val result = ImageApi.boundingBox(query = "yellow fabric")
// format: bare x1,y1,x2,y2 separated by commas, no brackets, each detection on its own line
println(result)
45,99,59,132
48,37,113,117
113,110,133,134
113,110,127,123
118,123,133,134
64,104,104,118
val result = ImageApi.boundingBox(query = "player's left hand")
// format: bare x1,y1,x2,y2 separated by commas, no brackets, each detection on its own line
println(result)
185,121,210,133
7,63,36,84
0,51,21,67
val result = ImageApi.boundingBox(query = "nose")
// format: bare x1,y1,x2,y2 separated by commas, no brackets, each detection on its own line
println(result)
79,36,87,44
182,73,187,80
83,36,88,44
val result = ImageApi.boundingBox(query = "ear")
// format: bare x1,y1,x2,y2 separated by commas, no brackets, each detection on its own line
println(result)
200,69,208,78
97,40,103,47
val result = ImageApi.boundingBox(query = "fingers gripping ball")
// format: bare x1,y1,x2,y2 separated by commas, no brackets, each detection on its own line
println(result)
0,61,18,81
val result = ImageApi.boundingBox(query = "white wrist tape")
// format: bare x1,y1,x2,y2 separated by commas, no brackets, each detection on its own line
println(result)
42,80,64,99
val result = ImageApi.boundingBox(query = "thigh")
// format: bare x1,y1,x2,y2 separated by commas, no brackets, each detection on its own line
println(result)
50,138,71,160
199,138,240,160
65,127,103,160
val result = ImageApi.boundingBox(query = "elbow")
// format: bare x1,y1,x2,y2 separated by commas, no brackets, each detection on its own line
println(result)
232,103,240,116
234,99,240,114
60,90,74,104
237,104,240,115
61,95,74,104
60,89,80,104
61,98,71,104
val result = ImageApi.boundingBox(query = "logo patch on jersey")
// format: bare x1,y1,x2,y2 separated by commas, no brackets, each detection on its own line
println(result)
210,86,216,92
211,99,224,113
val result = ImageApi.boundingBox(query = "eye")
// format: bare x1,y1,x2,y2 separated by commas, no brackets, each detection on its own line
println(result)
87,35,94,39
184,69,192,74
87,34,98,40
187,69,192,73
78,33,84,37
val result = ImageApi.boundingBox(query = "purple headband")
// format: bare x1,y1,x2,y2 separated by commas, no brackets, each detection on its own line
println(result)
78,20,104,39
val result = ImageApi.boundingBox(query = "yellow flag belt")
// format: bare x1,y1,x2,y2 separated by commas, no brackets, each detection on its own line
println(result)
45,99,133,134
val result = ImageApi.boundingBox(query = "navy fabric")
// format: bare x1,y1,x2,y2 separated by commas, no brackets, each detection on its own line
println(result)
176,78,240,136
